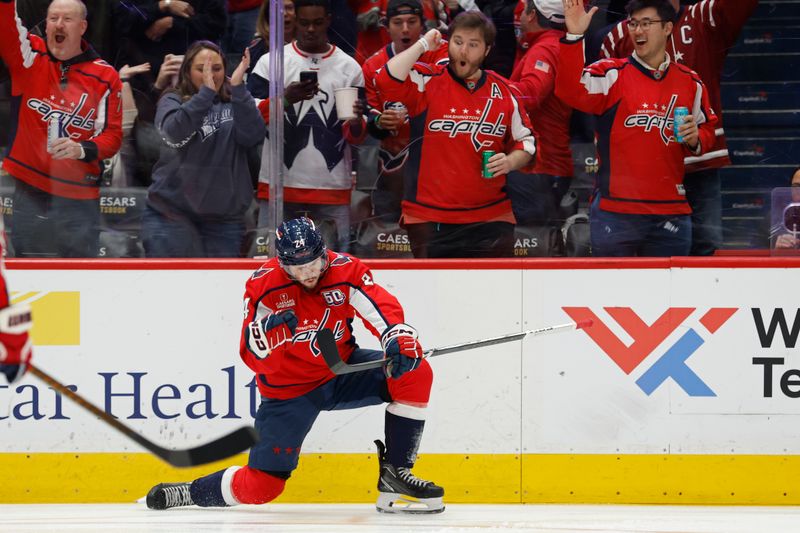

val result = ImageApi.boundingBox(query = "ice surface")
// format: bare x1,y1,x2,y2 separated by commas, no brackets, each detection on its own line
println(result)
2,503,800,533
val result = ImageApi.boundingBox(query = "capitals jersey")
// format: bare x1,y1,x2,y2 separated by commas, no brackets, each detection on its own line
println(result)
240,250,405,400
375,63,536,224
555,37,718,215
362,43,449,179
510,29,573,178
599,0,758,173
0,1,122,200
250,42,366,205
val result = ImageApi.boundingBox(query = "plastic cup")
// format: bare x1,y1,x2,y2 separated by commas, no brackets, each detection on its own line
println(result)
168,55,184,87
334,87,358,121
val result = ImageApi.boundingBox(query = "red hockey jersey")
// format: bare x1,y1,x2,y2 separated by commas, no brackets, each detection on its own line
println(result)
375,63,536,224
363,43,449,177
599,0,758,173
240,250,405,400
555,37,718,215
0,1,122,200
510,29,573,178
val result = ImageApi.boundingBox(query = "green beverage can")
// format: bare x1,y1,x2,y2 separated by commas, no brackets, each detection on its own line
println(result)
482,150,496,178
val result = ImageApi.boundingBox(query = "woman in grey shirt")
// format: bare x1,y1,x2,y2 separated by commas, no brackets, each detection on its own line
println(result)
142,41,265,257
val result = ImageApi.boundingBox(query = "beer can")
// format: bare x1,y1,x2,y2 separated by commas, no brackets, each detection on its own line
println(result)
482,150,496,178
673,106,689,143
47,115,62,154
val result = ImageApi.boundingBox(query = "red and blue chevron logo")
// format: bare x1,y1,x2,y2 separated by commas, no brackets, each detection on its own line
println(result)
563,307,738,396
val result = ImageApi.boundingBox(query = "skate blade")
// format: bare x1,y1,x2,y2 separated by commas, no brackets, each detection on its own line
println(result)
376,492,445,514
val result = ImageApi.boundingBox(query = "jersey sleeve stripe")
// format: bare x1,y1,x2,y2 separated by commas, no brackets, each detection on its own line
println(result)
95,89,109,136
14,10,35,68
508,92,536,156
408,68,432,92
684,148,729,165
581,67,621,95
709,0,716,27
692,80,708,125
348,285,392,334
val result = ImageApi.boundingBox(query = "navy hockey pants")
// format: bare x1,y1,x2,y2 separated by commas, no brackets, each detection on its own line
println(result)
248,348,389,474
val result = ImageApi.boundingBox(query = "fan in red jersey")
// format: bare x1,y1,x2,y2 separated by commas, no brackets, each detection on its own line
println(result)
146,217,444,515
508,0,574,226
0,0,122,258
598,0,758,256
362,0,449,223
375,11,536,258
556,0,718,257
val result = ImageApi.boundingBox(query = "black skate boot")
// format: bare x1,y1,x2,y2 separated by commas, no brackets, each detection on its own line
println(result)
374,440,444,514
146,482,194,510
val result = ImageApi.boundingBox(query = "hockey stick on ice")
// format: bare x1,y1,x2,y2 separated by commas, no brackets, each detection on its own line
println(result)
28,364,258,467
317,320,593,375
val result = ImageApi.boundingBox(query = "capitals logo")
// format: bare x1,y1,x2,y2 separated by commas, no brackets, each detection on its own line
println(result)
28,93,96,138
563,306,737,396
622,93,680,145
427,96,507,152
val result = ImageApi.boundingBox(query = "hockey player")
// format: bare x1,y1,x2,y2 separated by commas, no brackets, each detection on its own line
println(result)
146,217,444,514
556,0,718,256
0,217,34,384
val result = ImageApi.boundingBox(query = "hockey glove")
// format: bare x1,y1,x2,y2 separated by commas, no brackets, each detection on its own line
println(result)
381,323,423,380
0,303,33,384
260,310,298,353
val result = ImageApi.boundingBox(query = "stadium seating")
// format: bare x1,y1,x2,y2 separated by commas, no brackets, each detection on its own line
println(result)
720,0,800,250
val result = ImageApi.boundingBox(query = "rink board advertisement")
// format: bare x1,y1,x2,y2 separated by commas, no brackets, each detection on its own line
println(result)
2,259,800,504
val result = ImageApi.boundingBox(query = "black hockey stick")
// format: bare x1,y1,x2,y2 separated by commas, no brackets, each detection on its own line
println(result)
317,320,593,375
28,364,258,467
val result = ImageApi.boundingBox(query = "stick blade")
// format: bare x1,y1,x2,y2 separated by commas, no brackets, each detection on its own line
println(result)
160,426,259,468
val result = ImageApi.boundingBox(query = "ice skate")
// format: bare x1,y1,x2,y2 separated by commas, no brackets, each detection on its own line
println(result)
146,482,194,510
374,440,444,514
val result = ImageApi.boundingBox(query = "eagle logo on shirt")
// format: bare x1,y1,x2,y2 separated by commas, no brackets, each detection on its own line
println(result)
281,89,346,172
